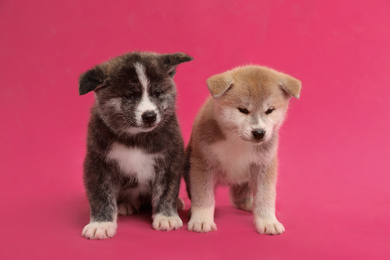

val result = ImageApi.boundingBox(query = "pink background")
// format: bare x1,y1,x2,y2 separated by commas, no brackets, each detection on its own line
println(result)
1,0,390,259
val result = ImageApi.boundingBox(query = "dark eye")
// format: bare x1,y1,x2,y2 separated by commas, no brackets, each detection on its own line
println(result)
238,107,250,114
125,92,134,99
153,90,163,98
265,107,275,115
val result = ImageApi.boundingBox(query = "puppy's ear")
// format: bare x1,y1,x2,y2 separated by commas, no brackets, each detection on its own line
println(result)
163,52,193,66
162,52,193,76
207,73,233,98
279,73,302,99
79,66,106,95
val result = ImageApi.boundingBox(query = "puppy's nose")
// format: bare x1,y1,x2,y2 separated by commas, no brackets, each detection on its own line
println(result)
142,111,157,123
252,129,265,140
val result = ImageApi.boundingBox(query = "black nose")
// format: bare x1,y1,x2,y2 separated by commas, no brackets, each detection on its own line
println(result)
142,111,157,124
252,129,265,140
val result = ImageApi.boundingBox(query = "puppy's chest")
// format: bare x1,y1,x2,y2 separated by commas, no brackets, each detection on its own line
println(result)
209,140,266,184
106,142,161,184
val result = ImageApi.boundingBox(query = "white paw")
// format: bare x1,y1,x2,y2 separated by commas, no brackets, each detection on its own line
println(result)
82,221,117,239
152,214,183,231
255,218,285,235
118,203,136,216
188,218,217,233
234,198,253,212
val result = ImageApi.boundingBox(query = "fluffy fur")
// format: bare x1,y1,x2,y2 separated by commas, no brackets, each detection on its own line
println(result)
184,65,301,234
79,51,192,239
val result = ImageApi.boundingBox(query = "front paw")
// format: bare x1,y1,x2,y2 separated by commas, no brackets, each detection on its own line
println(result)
255,218,285,235
188,218,217,233
82,221,117,239
152,214,183,231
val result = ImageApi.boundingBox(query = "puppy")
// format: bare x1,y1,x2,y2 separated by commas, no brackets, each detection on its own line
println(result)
79,51,193,239
184,65,301,235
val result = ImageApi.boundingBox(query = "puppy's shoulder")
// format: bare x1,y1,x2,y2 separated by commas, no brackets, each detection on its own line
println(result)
192,97,225,145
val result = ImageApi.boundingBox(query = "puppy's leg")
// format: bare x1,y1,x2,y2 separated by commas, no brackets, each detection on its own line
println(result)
82,159,119,239
151,166,183,231
230,182,253,212
187,157,217,233
250,160,285,235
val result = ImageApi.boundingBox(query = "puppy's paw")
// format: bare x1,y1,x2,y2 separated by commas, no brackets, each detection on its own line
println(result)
255,218,285,235
152,214,183,231
188,218,217,233
234,197,253,212
82,221,117,239
177,197,185,211
118,203,136,216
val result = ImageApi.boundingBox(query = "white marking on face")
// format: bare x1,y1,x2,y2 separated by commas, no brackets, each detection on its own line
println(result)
254,114,267,130
134,62,149,90
107,142,160,185
134,62,161,126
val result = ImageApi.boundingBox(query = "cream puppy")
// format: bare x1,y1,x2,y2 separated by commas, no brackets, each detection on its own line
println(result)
183,65,301,235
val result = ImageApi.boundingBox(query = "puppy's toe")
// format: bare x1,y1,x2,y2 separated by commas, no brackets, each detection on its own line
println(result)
255,218,285,235
168,216,183,230
82,221,117,239
152,214,183,231
188,219,217,233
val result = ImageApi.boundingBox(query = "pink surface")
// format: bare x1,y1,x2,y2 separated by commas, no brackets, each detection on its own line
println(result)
1,0,390,259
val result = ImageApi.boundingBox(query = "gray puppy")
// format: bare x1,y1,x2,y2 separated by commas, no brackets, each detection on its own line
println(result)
79,51,193,239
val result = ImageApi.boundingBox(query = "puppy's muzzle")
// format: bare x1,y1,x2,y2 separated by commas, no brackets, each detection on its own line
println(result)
142,111,157,124
252,129,265,140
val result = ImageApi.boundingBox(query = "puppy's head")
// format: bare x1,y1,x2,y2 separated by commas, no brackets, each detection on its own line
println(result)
207,65,301,144
79,52,193,135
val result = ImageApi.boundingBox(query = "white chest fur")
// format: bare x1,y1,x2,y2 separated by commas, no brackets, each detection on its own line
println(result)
106,142,159,184
209,138,267,184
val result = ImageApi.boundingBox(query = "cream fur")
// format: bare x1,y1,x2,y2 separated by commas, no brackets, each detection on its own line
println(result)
187,65,301,235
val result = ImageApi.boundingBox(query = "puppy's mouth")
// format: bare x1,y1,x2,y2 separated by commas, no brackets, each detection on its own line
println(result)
141,124,157,130
249,138,266,145
141,116,164,129
239,135,267,145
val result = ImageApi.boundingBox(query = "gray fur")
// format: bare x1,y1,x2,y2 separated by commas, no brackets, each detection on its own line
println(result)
79,51,192,235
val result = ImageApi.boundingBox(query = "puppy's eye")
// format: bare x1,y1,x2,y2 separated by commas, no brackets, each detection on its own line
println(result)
238,107,250,114
153,90,163,98
265,107,275,115
125,92,134,99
